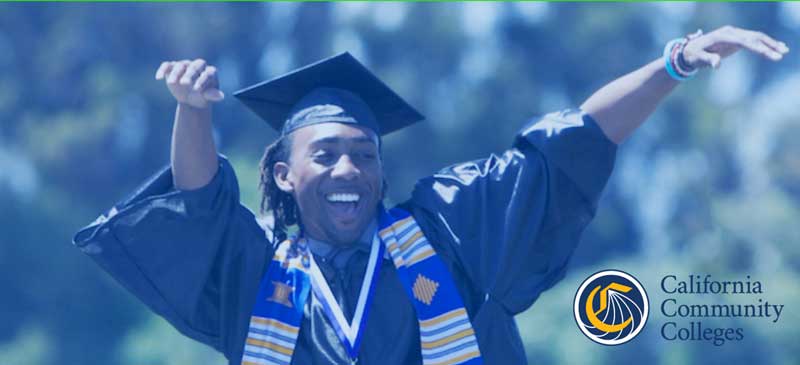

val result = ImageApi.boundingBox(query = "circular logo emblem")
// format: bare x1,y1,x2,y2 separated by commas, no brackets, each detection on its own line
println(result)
574,270,649,345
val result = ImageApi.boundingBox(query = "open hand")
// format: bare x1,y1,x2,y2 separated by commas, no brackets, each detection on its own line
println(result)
155,59,224,109
682,25,789,70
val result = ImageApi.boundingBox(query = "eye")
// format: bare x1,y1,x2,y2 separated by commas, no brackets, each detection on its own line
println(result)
312,150,336,165
358,152,377,160
352,147,378,162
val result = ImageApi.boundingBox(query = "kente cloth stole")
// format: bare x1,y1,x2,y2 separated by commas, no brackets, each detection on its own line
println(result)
241,207,483,365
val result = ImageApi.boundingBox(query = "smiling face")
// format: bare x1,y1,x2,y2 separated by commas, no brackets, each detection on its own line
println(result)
273,122,383,246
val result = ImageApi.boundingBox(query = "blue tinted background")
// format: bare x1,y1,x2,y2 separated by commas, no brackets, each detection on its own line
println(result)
1,2,798,364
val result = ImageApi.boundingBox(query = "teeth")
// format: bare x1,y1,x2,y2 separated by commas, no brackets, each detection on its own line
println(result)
326,193,360,203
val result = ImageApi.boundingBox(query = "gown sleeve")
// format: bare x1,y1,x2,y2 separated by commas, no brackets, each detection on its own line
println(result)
408,109,617,315
72,155,271,358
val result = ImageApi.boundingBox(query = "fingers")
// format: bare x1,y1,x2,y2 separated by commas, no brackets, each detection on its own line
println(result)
736,32,783,61
743,39,778,60
156,59,224,106
696,51,722,69
203,88,225,102
157,59,219,87
198,66,224,102
749,31,790,60
166,60,190,84
193,65,224,102
754,31,789,53
193,65,217,91
715,26,788,61
180,59,207,86
155,61,172,80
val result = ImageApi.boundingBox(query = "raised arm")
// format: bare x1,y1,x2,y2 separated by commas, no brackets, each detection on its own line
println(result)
155,58,225,190
75,60,265,355
581,25,789,144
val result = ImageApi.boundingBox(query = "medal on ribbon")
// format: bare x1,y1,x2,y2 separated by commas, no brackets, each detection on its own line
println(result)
308,234,385,362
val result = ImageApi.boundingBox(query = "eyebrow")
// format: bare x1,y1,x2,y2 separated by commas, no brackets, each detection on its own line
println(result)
310,136,378,146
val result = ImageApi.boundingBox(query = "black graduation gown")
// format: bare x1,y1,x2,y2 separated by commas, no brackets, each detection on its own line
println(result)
73,109,616,365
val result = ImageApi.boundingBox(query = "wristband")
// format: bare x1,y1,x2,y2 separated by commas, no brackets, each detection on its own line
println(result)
664,39,697,81
663,29,703,82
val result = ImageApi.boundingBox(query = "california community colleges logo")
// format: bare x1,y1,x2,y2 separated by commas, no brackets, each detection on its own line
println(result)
574,270,649,345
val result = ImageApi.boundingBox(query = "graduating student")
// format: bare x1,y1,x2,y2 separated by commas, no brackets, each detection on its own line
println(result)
74,26,787,365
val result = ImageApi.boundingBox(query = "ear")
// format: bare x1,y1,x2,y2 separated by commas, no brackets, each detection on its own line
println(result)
273,162,294,193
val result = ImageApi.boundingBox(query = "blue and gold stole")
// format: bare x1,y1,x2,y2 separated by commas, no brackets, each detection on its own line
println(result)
241,207,482,365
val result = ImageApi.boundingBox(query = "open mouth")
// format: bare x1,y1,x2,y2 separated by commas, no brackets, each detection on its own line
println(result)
324,192,361,222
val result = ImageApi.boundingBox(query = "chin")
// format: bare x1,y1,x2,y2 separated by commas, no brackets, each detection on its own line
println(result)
330,222,367,243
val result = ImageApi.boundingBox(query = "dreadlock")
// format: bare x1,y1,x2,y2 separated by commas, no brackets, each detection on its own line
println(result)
258,136,296,245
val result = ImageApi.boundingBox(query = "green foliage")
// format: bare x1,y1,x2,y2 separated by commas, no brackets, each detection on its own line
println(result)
120,316,225,365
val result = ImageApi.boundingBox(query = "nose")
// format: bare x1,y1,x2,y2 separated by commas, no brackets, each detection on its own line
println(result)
330,154,360,180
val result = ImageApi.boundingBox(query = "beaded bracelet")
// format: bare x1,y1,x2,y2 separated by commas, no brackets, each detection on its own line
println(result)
663,29,703,81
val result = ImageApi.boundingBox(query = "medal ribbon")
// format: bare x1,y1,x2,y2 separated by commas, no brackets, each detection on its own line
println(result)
308,234,385,360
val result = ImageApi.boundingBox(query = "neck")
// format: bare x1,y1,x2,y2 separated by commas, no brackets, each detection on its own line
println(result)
304,219,378,248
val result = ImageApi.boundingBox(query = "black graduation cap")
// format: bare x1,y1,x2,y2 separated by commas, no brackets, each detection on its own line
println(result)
233,52,425,137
